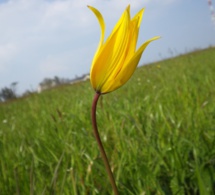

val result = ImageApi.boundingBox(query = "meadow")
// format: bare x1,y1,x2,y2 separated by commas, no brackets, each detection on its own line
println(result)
0,47,215,195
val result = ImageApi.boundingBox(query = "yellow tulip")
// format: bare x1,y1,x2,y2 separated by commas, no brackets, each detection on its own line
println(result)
88,5,160,94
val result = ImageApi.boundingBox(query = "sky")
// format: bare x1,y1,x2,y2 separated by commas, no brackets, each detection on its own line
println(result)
0,0,215,94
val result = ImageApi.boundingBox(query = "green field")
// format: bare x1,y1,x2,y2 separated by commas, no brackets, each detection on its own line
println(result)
0,47,215,195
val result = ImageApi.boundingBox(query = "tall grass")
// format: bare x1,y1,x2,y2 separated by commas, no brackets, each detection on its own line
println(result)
0,47,215,194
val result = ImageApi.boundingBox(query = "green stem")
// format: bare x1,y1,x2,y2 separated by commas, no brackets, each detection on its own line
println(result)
91,93,119,195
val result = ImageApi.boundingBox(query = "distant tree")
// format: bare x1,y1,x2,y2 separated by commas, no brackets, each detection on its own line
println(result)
40,78,53,86
53,76,61,85
22,90,33,97
11,82,18,92
38,76,73,93
0,82,18,101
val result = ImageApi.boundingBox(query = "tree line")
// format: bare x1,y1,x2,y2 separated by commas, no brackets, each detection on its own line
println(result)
0,75,89,102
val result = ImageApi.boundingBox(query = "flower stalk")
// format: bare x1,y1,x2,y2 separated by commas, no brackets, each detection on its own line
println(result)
91,93,119,195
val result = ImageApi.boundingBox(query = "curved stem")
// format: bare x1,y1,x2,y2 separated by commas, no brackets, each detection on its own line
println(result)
91,93,119,195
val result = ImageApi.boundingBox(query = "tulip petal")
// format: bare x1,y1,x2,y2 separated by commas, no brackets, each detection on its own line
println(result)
132,8,144,28
87,6,105,51
101,11,144,93
90,7,130,92
105,8,145,83
103,18,138,86
102,36,160,93
127,8,144,56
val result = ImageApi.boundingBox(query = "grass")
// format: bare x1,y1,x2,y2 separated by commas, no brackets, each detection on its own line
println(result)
0,47,215,194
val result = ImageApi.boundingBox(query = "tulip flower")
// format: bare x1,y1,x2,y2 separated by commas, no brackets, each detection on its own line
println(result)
88,5,160,94
88,5,159,195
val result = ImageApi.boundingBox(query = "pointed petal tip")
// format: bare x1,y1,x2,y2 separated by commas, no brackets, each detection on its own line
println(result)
125,5,130,16
140,8,145,15
154,36,161,40
148,36,161,42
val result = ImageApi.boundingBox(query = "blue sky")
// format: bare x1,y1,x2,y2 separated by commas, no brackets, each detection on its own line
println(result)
0,0,215,94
